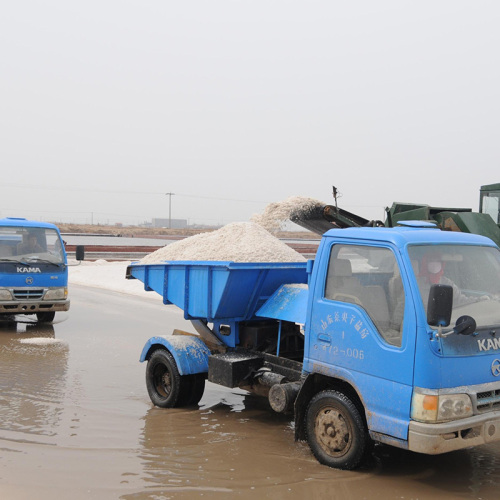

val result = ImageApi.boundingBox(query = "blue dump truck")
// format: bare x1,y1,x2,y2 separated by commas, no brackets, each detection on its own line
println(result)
126,223,500,469
0,217,83,322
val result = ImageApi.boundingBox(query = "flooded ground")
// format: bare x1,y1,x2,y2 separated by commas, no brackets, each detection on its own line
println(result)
1,286,500,499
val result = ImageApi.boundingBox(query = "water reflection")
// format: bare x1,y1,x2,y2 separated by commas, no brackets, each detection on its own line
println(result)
467,445,500,497
0,314,57,335
0,317,68,439
365,440,500,499
132,383,500,500
135,390,292,494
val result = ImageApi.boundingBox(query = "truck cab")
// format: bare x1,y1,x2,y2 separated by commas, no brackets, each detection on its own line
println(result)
298,225,500,466
0,218,75,322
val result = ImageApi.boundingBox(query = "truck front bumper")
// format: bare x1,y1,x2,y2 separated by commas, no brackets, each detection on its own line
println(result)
408,410,500,454
0,299,70,315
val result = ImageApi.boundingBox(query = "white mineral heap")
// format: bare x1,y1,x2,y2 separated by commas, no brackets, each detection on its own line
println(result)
140,196,323,264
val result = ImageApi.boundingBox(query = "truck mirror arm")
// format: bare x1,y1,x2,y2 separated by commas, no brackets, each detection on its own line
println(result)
435,315,477,338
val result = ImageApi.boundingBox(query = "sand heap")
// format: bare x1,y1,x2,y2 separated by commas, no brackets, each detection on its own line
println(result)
140,196,325,264
140,222,305,264
250,195,324,232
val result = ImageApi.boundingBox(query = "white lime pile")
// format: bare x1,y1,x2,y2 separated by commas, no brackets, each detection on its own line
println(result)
140,221,305,264
250,195,324,232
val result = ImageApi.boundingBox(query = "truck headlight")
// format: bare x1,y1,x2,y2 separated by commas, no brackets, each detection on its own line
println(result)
0,288,12,300
411,391,473,422
44,287,67,300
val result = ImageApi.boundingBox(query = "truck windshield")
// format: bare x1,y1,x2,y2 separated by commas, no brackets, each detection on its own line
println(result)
0,226,65,265
408,244,500,330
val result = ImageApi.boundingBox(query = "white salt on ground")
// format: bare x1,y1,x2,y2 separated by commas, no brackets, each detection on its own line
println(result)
250,195,324,232
140,222,305,264
18,338,67,346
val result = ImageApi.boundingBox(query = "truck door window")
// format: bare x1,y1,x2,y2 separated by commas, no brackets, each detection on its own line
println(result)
325,244,404,347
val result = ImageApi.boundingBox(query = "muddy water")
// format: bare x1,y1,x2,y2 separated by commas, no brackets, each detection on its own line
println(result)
1,287,500,499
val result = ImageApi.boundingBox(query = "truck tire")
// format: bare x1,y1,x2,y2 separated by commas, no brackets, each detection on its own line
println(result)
36,312,55,323
305,390,368,470
181,374,205,406
146,349,205,408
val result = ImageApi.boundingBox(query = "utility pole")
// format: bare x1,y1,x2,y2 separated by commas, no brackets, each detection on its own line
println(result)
165,192,175,228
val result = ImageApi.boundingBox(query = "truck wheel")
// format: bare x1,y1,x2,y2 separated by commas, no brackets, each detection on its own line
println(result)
179,374,206,406
146,349,186,408
36,312,55,323
305,390,368,470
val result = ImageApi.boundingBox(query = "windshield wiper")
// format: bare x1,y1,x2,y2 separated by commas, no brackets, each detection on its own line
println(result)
22,257,62,266
0,257,61,266
0,258,30,264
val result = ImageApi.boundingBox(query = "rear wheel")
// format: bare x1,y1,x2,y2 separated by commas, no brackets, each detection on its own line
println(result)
179,374,206,406
305,390,368,470
146,349,204,408
36,311,55,323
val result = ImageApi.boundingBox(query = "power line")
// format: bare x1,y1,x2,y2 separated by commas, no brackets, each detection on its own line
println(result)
0,183,269,204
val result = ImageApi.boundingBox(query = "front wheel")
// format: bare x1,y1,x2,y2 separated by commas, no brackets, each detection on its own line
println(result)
305,390,369,470
36,311,55,323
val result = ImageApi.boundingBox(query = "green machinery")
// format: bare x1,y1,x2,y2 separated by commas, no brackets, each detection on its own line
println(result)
292,184,500,247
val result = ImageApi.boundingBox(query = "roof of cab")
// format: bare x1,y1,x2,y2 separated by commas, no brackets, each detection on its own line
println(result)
0,218,60,231
323,226,498,248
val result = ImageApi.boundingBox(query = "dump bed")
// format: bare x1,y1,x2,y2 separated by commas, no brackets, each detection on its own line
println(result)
126,260,308,322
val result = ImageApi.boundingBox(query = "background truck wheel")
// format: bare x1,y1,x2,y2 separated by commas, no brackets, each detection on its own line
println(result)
146,349,202,408
36,311,55,323
305,390,368,470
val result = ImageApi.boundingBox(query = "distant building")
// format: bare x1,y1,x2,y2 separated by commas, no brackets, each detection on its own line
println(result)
152,218,188,229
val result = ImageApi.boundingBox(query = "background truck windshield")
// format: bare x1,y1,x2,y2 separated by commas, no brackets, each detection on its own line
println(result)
0,226,64,264
408,244,500,330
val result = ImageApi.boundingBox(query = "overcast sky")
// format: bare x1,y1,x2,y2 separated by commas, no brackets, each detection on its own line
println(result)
1,1,499,226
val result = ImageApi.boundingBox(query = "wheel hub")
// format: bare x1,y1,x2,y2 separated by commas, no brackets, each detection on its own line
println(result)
154,366,172,397
316,407,350,455
162,372,171,391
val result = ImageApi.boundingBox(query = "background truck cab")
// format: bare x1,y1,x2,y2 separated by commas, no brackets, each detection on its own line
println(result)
0,217,83,322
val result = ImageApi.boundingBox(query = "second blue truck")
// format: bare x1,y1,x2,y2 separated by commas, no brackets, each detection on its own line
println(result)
0,217,83,322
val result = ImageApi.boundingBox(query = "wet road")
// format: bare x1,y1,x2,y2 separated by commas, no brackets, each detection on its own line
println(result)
1,286,500,499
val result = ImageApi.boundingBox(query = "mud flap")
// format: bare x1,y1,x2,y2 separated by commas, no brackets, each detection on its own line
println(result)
294,374,317,441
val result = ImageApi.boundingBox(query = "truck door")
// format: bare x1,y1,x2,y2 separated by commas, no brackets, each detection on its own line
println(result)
305,242,416,441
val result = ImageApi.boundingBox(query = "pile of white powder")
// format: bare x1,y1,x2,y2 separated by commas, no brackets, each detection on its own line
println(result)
140,196,325,264
140,221,306,264
250,196,324,232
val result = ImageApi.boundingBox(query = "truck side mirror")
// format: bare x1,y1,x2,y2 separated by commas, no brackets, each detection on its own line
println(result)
427,284,453,327
75,245,85,261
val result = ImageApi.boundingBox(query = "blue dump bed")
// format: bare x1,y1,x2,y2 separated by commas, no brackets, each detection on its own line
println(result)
127,260,308,323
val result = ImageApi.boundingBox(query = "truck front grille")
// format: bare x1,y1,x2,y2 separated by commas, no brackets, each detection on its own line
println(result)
476,389,500,412
12,289,44,300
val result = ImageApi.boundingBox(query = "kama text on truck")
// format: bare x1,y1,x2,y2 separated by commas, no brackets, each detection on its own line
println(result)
0,218,83,322
126,223,500,469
